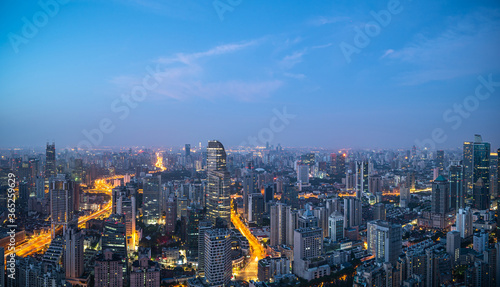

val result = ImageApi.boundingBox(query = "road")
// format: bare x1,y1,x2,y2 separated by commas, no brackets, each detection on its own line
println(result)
231,202,265,282
4,176,117,260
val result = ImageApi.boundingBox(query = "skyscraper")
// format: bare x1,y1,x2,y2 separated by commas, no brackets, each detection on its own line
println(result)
367,220,402,265
117,193,136,251
436,150,444,174
297,164,309,184
473,178,489,211
463,141,473,193
50,174,75,237
243,167,257,220
449,162,465,210
472,135,491,196
143,174,161,225
373,203,386,220
431,175,449,214
204,228,232,287
165,193,177,234
248,193,264,225
206,140,230,225
328,212,344,242
270,203,288,246
197,220,212,276
64,226,84,280
355,161,369,199
102,214,127,260
45,142,56,178
446,231,461,266
293,227,330,280
456,207,473,239
344,197,362,228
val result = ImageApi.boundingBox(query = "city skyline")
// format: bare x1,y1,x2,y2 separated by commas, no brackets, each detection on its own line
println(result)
1,0,500,149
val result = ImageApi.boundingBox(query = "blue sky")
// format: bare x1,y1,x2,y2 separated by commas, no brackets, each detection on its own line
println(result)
1,0,499,150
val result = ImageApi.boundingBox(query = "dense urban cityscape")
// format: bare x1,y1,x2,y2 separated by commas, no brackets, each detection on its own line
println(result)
0,136,498,286
2,1,500,286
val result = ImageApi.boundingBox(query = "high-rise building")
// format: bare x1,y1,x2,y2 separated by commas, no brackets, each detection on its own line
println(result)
117,193,136,251
368,175,382,195
463,141,474,193
367,220,402,265
130,256,160,287
243,167,257,220
185,144,191,157
143,175,161,225
436,150,444,174
473,135,491,201
473,230,489,253
456,207,473,239
94,250,124,287
102,214,127,260
165,193,177,234
186,207,203,261
293,227,330,280
355,161,369,199
373,203,386,220
431,175,449,214
449,162,465,210
400,185,410,208
297,164,309,184
497,148,500,199
473,178,490,211
45,142,56,178
204,228,232,287
270,203,288,246
197,220,212,276
328,212,344,242
446,231,461,265
248,193,264,225
257,256,291,283
64,227,84,280
298,205,318,228
344,198,362,228
206,140,230,225
49,174,75,237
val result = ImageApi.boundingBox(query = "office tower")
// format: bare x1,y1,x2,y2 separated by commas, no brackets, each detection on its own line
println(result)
446,231,461,265
436,150,444,173
248,193,264,225
45,142,56,178
449,162,465,210
297,164,309,184
355,161,369,199
102,214,127,260
464,141,474,192
117,194,136,251
293,227,330,280
206,140,230,225
0,247,4,287
130,256,161,287
64,227,84,279
298,205,319,228
473,135,491,200
344,198,362,228
18,181,29,212
328,212,344,242
185,144,191,157
204,228,232,287
35,175,45,199
367,220,402,265
177,196,188,219
186,207,203,261
243,167,257,220
165,194,177,234
456,207,473,239
197,220,212,276
270,203,288,246
143,175,161,225
431,175,449,214
400,185,410,208
474,230,489,253
474,178,490,211
373,203,386,220
286,207,300,246
264,184,274,203
94,249,124,287
49,174,75,237
369,175,382,195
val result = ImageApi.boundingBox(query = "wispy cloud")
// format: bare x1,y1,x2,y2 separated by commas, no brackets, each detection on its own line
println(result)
387,9,500,85
113,39,283,102
280,50,306,69
309,16,350,26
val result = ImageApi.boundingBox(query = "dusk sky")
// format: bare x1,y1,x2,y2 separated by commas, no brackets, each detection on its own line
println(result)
1,0,499,150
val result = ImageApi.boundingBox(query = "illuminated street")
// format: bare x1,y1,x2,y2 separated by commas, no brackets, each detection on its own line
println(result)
231,202,265,281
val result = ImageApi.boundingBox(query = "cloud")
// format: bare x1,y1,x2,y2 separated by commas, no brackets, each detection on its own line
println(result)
309,16,350,26
280,51,306,69
284,73,306,80
113,39,282,102
387,9,500,85
381,49,394,59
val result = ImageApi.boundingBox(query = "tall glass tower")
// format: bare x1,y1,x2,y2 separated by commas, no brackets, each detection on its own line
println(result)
206,140,230,225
